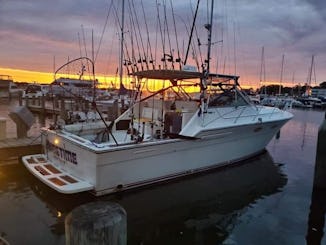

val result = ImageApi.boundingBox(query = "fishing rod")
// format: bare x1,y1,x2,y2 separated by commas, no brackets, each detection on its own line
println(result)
53,56,119,145
184,0,200,65
170,0,182,69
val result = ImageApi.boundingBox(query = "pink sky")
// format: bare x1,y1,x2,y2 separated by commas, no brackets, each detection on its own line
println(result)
0,0,325,88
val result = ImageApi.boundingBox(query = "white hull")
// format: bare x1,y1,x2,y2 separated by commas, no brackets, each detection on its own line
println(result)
22,118,288,196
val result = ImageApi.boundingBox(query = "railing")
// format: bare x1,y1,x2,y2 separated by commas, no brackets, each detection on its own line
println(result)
203,105,283,127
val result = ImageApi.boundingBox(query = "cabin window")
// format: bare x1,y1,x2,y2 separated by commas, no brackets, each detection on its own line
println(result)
208,91,235,107
208,90,248,107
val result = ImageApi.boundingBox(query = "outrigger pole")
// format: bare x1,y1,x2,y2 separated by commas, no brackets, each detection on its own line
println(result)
200,0,214,114
184,0,200,65
119,0,125,92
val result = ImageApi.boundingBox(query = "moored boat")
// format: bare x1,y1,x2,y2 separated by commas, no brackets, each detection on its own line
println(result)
0,75,23,98
22,68,293,195
22,0,293,196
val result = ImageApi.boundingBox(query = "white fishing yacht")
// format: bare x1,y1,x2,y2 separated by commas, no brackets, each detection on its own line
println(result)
22,68,293,195
22,0,293,196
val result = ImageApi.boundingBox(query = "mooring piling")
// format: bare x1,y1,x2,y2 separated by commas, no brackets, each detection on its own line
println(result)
65,201,127,245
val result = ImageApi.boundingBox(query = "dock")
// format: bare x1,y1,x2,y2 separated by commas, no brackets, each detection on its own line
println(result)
19,95,119,122
20,95,77,118
0,137,42,161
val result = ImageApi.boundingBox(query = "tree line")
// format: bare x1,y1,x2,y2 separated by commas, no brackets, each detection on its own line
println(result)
257,81,326,96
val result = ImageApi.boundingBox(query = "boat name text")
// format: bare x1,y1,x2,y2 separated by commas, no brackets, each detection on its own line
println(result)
47,140,78,165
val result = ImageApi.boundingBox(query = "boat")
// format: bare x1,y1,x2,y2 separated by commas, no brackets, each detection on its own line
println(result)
49,77,100,99
314,96,326,109
21,67,292,195
22,83,49,98
22,0,293,196
296,96,319,108
0,75,23,98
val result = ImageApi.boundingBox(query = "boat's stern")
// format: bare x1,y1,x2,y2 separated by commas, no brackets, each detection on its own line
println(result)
22,154,93,194
22,128,95,194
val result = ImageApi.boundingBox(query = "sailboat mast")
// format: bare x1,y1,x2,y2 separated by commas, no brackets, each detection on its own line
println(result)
119,0,125,89
279,54,284,95
92,30,96,102
259,46,265,94
259,46,264,87
307,55,314,85
306,55,314,96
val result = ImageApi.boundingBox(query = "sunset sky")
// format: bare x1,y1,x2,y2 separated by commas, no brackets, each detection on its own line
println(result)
1,0,325,89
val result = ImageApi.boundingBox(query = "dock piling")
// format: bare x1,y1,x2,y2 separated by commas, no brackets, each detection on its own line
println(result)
65,201,127,245
8,106,35,138
306,112,326,244
313,112,326,188
0,117,6,140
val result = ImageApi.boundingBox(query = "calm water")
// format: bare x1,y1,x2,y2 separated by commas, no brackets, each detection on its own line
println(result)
0,102,325,244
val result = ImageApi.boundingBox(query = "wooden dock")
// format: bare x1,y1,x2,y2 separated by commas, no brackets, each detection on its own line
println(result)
21,96,72,117
0,137,42,161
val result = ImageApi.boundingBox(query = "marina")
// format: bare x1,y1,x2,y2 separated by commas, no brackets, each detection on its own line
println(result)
1,0,326,244
0,108,324,244
19,0,293,197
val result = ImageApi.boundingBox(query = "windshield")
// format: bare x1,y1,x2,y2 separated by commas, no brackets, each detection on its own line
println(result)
207,89,248,108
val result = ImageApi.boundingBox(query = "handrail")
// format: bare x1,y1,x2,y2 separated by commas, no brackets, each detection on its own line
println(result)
202,105,282,127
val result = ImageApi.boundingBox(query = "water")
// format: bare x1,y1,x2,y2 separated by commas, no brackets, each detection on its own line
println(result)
0,103,325,245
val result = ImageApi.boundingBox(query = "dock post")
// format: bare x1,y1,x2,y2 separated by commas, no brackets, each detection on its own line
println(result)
65,201,127,245
85,100,90,111
313,112,326,188
306,112,326,244
18,92,23,106
40,95,46,126
60,98,68,121
8,106,35,138
54,96,59,109
0,117,6,140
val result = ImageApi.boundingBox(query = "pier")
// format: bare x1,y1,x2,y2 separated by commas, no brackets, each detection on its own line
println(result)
0,95,119,162
19,95,119,122
19,95,88,121
0,137,41,161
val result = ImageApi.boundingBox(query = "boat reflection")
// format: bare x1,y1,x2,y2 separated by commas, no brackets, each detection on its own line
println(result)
28,150,287,244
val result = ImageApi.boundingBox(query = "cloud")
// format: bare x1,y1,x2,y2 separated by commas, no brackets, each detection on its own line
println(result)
0,0,325,85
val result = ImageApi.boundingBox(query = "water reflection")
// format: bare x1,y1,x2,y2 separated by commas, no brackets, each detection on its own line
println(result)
24,151,287,244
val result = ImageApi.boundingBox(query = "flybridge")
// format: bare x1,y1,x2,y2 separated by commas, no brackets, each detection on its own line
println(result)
130,69,239,82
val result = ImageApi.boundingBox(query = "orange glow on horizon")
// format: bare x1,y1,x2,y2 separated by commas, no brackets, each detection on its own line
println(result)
0,67,301,92
0,67,122,88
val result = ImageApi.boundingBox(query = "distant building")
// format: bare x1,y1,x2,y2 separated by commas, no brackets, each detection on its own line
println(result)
311,87,326,98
